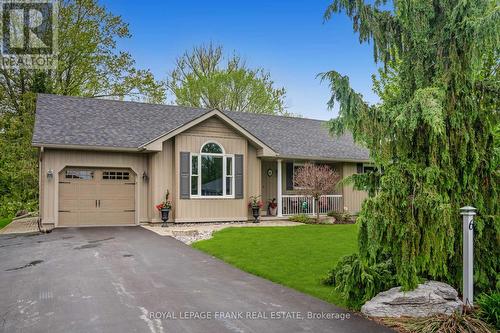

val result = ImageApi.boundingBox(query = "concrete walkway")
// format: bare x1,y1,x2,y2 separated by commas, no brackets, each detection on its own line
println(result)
0,216,39,234
0,227,392,333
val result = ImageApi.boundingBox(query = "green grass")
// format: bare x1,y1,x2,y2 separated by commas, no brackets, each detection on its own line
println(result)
192,224,358,307
0,217,12,230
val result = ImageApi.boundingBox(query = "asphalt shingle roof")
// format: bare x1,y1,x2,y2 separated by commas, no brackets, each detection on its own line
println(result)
33,94,370,161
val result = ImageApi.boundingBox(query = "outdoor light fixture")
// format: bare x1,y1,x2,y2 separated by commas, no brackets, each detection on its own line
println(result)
142,171,149,182
47,170,54,179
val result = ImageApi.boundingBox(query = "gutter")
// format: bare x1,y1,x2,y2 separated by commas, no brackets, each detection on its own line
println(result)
32,142,143,152
268,154,371,163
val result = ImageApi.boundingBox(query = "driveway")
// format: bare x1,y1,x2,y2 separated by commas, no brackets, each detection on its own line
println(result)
0,227,392,333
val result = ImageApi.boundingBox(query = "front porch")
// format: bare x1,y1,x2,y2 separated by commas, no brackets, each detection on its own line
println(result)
260,159,344,217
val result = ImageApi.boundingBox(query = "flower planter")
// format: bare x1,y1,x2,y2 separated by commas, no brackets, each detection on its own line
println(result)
160,208,170,227
269,207,277,216
251,207,260,223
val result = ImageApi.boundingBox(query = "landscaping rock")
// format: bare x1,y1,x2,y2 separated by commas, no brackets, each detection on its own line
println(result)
171,230,213,245
361,281,463,318
15,209,29,217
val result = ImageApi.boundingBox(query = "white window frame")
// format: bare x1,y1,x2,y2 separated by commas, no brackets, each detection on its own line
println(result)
190,142,235,199
190,155,199,196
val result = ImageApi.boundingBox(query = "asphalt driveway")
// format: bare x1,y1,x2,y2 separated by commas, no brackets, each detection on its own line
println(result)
0,227,392,333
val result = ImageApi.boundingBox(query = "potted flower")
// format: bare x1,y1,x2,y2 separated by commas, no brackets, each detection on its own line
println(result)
248,195,263,223
155,190,172,227
267,198,277,216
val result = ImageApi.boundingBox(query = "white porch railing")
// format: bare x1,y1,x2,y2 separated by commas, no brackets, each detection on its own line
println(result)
281,195,343,216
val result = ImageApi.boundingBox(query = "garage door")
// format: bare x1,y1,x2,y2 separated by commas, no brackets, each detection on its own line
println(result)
58,168,135,227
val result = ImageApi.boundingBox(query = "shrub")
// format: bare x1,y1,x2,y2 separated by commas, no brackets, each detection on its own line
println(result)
326,210,353,223
288,214,313,224
476,292,500,330
322,254,396,309
382,311,494,333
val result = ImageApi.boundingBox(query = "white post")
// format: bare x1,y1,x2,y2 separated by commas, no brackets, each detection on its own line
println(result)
460,206,476,307
277,159,283,217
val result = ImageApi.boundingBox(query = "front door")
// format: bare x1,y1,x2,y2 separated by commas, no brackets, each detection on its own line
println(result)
261,161,277,215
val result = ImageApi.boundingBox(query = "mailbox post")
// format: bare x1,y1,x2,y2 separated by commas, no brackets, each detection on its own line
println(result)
460,206,476,307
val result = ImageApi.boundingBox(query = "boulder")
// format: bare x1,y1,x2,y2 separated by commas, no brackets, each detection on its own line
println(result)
361,281,463,317
15,209,29,217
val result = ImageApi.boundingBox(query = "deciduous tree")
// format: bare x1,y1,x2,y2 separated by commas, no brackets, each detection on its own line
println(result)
0,0,164,216
294,163,340,222
167,43,289,115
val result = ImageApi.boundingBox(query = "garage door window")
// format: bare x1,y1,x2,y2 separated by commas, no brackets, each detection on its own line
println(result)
103,171,130,180
65,170,94,180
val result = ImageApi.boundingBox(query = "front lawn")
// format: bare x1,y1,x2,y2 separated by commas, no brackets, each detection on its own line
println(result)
0,217,12,230
193,224,358,307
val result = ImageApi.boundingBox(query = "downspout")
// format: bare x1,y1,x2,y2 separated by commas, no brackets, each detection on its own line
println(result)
38,146,44,219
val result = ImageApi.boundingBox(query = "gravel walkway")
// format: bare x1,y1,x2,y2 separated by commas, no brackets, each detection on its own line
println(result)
142,220,303,244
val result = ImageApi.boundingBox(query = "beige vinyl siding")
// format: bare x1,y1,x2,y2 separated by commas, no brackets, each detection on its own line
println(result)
183,116,243,139
173,117,251,222
342,163,368,213
246,144,262,218
40,149,148,226
148,139,175,222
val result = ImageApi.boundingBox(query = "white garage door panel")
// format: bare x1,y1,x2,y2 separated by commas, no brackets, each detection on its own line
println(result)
58,168,135,227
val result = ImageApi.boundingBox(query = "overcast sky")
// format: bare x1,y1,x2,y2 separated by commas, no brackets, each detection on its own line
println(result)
102,0,380,120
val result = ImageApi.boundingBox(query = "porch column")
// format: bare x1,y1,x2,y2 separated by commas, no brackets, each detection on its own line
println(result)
277,159,283,217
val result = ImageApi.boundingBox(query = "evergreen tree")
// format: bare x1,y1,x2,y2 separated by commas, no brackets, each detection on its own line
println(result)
322,0,499,304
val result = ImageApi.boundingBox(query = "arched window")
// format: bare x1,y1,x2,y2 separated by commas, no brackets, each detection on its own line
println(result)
201,142,223,154
190,142,234,197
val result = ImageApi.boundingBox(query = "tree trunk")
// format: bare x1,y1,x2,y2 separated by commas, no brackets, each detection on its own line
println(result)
315,197,320,222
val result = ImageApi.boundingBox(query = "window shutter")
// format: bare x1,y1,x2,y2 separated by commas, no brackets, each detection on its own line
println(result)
180,152,190,199
234,154,244,199
356,163,363,174
286,162,294,191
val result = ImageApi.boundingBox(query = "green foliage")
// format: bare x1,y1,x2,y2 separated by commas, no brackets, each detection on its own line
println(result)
327,210,352,223
382,311,494,333
0,0,164,216
54,0,165,102
322,0,500,306
167,43,290,115
0,94,39,216
0,217,13,230
476,292,500,329
288,214,313,223
322,254,396,309
345,171,381,197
